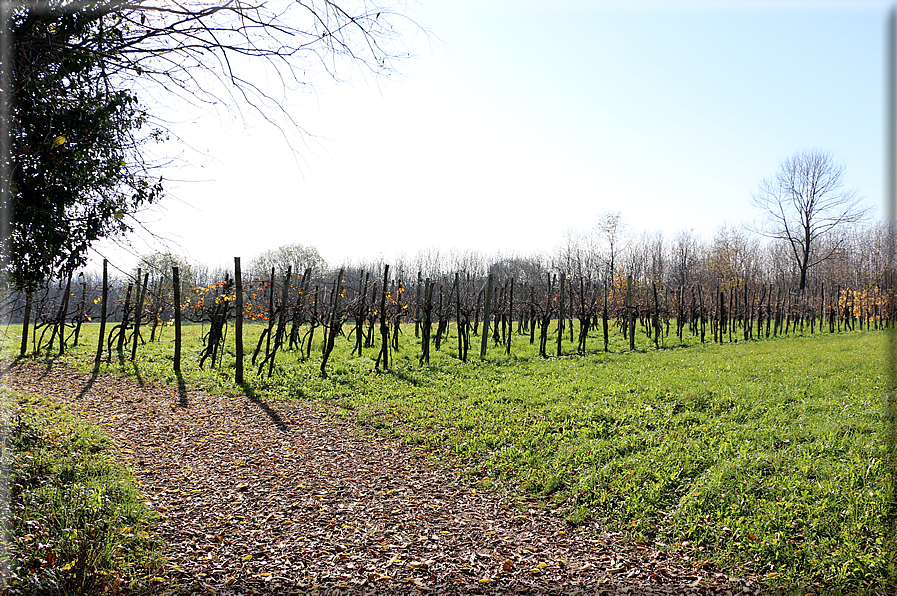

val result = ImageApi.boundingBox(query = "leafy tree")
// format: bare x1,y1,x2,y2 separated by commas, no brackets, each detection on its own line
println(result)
3,4,162,291
751,149,870,291
2,0,412,291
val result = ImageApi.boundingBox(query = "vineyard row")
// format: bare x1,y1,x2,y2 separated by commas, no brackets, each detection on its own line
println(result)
8,258,893,380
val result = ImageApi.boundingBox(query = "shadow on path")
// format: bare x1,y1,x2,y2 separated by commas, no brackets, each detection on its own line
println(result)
129,361,145,387
76,365,101,401
239,382,287,431
175,370,188,408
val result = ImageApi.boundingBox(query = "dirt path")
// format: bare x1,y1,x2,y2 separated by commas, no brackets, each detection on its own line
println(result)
3,361,756,595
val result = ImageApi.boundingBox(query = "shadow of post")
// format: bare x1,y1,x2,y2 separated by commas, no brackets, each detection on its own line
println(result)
77,368,100,401
128,361,145,387
174,370,188,408
38,353,61,375
239,382,287,431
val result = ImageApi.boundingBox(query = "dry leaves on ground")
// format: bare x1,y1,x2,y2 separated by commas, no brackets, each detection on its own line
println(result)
3,361,760,596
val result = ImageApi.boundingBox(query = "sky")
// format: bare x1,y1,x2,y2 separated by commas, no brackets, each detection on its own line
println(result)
90,0,891,275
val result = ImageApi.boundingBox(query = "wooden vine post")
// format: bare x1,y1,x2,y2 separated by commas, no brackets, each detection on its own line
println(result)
264,267,275,367
235,257,244,384
73,272,86,347
267,266,292,377
352,272,369,356
94,259,108,365
602,280,609,352
392,277,403,350
539,275,553,358
19,290,32,357
173,266,182,373
252,268,277,368
652,283,661,349
626,275,635,351
131,271,149,362
419,278,432,365
480,273,493,359
320,269,344,377
454,273,465,362
506,278,514,355
289,268,312,351
529,286,536,346
698,286,707,343
376,265,390,371
556,272,565,357
414,271,422,338
115,283,133,357
49,271,72,355
150,276,163,342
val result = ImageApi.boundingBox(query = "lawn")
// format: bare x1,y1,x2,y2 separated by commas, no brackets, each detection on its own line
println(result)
3,317,894,594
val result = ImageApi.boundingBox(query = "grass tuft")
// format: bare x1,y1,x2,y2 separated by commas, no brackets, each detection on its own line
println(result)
2,389,164,595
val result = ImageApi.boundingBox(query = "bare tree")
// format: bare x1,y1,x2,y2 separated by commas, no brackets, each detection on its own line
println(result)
669,228,702,288
18,0,415,118
751,149,870,291
595,210,627,281
706,223,759,291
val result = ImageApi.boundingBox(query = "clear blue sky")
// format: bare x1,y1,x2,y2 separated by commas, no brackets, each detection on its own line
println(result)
93,0,890,274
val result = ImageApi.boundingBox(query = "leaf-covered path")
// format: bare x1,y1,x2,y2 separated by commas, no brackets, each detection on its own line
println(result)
4,361,757,595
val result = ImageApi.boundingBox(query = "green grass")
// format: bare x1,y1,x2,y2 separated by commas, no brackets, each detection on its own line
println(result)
2,389,164,595
3,318,894,594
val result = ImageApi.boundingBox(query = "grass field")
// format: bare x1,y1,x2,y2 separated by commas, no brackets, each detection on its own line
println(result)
1,388,164,594
3,318,894,594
